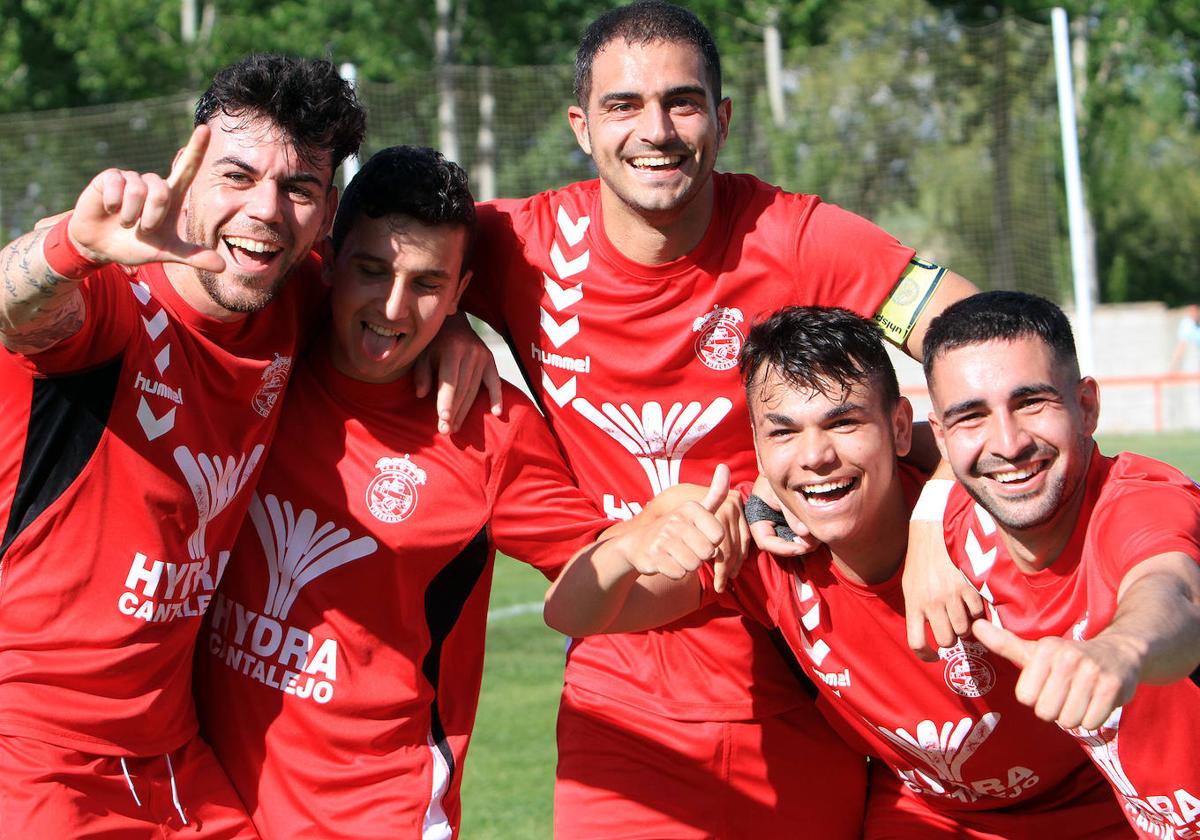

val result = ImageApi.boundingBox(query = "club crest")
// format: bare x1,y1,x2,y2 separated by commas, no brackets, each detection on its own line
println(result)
366,455,427,523
939,639,996,698
252,354,293,418
691,305,744,371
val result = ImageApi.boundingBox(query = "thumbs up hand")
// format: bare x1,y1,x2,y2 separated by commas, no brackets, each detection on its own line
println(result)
972,618,1139,731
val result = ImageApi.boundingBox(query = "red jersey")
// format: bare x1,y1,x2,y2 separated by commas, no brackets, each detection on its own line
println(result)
196,349,610,839
0,259,322,755
698,469,1127,837
466,172,915,719
945,451,1200,839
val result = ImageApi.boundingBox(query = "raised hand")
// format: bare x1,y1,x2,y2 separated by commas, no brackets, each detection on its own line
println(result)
629,464,745,588
972,618,1138,730
66,125,225,273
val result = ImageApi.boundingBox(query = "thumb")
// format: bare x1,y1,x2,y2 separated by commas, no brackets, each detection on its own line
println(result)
171,244,225,274
971,618,1031,668
700,463,731,513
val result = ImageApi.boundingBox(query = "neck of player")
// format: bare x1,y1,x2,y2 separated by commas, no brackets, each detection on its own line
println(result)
827,476,911,587
600,178,715,265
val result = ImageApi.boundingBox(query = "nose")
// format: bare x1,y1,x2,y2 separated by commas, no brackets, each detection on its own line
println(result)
797,429,837,472
245,181,283,223
637,100,678,147
383,277,411,322
989,410,1035,461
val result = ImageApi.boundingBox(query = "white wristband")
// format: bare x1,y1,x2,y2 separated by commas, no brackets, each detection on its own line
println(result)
910,479,954,523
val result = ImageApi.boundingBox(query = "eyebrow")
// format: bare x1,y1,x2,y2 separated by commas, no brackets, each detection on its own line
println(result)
598,84,707,106
760,401,865,428
941,383,1061,422
348,252,452,279
213,155,326,188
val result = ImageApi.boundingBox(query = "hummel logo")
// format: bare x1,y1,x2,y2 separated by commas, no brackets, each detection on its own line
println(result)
556,206,590,246
540,309,580,348
142,309,169,341
550,242,589,280
543,274,583,311
542,371,577,407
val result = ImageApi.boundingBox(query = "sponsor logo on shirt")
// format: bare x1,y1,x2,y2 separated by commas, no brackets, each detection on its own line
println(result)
119,550,224,623
572,398,733,497
115,444,263,624
252,353,292,418
366,456,427,523
691,305,744,371
206,492,379,704
939,639,996,698
876,714,1041,803
1070,707,1200,837
175,444,264,561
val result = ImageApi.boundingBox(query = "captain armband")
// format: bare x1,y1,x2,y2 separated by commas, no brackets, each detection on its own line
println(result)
873,256,946,347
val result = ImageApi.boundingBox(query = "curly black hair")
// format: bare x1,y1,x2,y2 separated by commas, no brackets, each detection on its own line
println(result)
194,54,366,175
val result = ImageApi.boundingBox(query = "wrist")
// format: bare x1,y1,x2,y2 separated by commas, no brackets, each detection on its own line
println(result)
42,215,106,279
911,479,954,523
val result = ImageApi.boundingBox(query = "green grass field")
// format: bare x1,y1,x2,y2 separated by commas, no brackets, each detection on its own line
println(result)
459,431,1199,837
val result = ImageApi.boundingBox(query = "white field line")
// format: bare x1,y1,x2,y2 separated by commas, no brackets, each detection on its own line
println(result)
487,601,543,623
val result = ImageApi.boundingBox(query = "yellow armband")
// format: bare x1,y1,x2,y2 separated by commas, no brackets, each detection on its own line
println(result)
873,256,946,346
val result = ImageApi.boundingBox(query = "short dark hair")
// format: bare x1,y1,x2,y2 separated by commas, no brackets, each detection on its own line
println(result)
331,145,476,266
574,0,723,107
740,307,901,409
922,291,1080,383
194,54,366,177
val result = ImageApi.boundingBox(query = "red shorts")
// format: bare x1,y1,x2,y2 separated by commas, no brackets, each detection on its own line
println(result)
0,733,258,839
555,683,867,839
863,759,1134,840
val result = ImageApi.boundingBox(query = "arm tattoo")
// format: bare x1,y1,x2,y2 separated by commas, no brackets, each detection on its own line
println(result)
1,229,87,347
1,293,86,354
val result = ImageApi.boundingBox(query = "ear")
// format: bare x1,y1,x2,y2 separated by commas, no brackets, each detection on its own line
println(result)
893,397,914,459
928,410,950,462
715,97,732,150
319,185,340,239
317,237,335,287
448,268,472,315
1077,376,1100,436
567,105,592,156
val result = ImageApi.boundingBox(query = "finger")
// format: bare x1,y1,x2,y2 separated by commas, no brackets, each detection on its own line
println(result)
484,363,504,417
970,618,1033,668
749,520,808,557
959,573,986,618
1057,662,1099,730
169,243,226,274
906,612,938,662
117,172,149,229
448,357,484,433
413,352,433,400
1080,674,1123,731
167,125,211,195
944,595,974,639
137,175,173,232
97,169,127,215
1029,659,1070,724
927,610,958,650
700,464,731,513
